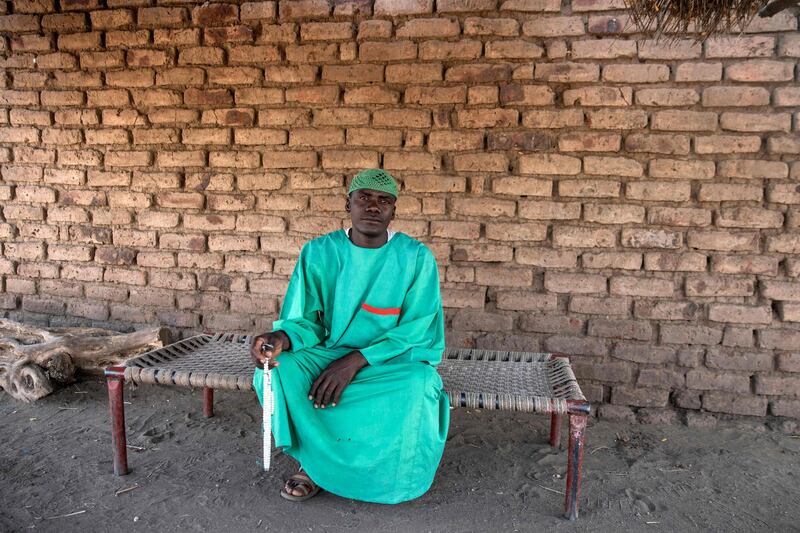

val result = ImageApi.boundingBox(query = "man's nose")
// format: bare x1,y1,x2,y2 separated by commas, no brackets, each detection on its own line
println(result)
366,199,380,211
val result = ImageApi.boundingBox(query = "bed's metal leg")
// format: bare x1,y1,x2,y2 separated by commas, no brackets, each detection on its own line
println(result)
203,387,214,418
564,412,587,520
549,413,563,448
106,367,129,476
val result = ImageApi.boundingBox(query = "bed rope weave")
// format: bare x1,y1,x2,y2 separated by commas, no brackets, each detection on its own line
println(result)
122,334,585,414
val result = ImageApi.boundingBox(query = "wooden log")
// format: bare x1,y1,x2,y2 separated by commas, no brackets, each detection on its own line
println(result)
0,319,169,402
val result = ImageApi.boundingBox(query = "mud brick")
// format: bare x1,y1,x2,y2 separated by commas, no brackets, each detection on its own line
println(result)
687,276,752,299
486,222,547,242
641,252,704,273
515,248,577,269
583,252,642,270
698,183,762,203
137,7,187,27
726,59,794,82
545,335,608,357
521,315,584,335
651,110,717,132
646,207,709,228
450,243,512,262
402,176,463,194
612,342,675,364
702,86,771,107
264,65,318,84
450,197,515,218
356,42,415,65
648,159,715,180
106,30,149,48
687,230,759,252
544,272,606,294
625,134,690,154
711,255,777,276
754,376,800,397
582,156,641,178
396,17,459,39
0,127,39,144
761,281,800,303
704,392,767,417
767,234,800,253
720,112,791,132
627,181,691,202
660,324,722,345
486,131,553,152
583,204,644,225
474,266,532,287
239,1,277,20
705,347,772,373
638,38,700,59
137,211,179,229
720,326,755,348
320,64,382,84
602,64,669,83
483,39,544,60
717,207,782,229
521,15,583,37
767,184,800,205
209,151,260,168
15,185,55,203
452,309,513,332
559,179,620,198
558,132,620,152
492,177,550,197
342,87,399,106
771,399,800,418
496,291,557,311
709,304,772,325
518,153,581,175
345,127,403,147
573,40,638,60
431,221,480,240
563,86,632,107
586,109,647,130
445,63,513,83
232,88,284,106
42,12,87,32
695,134,761,154
610,276,674,297
522,110,582,130
718,159,788,179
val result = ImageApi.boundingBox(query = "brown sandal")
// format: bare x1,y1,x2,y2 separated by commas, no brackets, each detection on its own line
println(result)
280,470,321,502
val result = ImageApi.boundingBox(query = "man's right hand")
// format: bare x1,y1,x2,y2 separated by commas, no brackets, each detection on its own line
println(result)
250,331,291,370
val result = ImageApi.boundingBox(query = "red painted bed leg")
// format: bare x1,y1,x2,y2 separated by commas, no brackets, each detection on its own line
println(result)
106,368,129,476
203,387,214,418
564,412,587,520
549,413,563,448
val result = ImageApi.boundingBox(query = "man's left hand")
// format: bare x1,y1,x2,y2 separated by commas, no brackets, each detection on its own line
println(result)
309,351,368,408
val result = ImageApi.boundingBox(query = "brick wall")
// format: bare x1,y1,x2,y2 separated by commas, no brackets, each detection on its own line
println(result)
0,0,799,419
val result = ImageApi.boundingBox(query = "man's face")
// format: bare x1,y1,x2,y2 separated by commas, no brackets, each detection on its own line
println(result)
346,188,396,237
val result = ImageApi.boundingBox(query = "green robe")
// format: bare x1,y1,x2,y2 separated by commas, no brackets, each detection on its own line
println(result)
253,229,449,504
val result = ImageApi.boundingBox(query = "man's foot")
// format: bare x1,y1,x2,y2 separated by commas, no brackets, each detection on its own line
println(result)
280,470,321,502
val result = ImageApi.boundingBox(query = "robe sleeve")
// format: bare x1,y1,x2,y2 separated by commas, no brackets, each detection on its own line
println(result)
359,246,445,366
272,245,326,352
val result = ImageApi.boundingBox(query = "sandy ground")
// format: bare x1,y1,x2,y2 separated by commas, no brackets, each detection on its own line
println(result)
1,378,799,533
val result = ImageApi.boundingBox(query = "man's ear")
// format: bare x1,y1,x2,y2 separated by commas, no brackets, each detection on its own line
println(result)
345,197,351,212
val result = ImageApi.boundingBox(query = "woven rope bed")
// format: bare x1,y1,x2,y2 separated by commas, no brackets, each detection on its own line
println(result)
121,333,585,413
107,332,590,519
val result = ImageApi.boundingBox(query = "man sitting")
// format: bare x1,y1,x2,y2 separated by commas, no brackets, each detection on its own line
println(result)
250,169,449,503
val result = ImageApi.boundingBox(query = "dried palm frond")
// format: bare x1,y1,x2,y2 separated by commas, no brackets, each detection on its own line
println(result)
624,0,784,38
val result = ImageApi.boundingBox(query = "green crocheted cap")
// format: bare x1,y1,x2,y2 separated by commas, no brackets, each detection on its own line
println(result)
348,169,398,198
